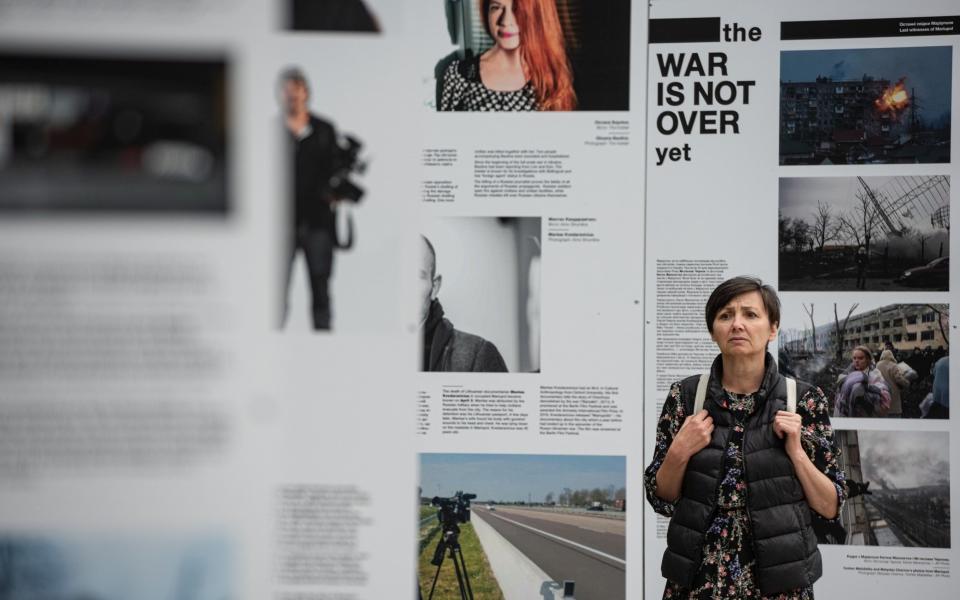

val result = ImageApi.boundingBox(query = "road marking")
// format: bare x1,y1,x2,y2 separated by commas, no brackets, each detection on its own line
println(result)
483,511,626,566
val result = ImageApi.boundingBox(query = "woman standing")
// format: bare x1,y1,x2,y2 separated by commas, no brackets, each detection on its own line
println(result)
439,0,576,111
876,349,909,417
645,276,847,599
834,345,891,418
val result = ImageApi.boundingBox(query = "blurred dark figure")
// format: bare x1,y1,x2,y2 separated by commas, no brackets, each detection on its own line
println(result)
279,68,340,330
289,0,380,32
925,356,949,419
854,247,867,290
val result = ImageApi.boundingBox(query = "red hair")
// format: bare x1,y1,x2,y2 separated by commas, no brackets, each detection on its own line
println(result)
481,0,577,111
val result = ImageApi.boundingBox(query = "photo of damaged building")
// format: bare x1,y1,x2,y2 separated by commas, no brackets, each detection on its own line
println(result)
779,301,948,418
780,46,951,164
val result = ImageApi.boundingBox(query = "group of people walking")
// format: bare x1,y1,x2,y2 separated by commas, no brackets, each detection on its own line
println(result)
834,343,948,419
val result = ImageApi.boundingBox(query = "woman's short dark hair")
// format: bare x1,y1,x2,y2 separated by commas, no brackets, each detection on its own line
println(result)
705,276,780,333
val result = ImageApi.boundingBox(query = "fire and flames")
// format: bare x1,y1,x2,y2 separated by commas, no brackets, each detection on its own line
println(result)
875,78,910,114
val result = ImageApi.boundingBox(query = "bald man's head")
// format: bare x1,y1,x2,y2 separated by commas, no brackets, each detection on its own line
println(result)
419,235,442,325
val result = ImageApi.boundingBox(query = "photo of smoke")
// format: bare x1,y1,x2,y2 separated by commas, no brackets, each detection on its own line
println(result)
832,430,949,547
778,299,949,419
780,46,951,165
419,217,541,373
419,453,625,600
779,176,950,291
0,535,230,599
0,51,227,213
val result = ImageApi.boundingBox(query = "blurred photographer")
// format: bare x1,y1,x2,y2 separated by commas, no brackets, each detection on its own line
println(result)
278,67,365,330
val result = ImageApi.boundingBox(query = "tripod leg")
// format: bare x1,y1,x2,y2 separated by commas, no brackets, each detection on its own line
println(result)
456,547,474,600
449,546,474,600
427,554,444,600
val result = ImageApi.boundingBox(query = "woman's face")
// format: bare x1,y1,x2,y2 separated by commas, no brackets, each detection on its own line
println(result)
710,290,778,360
852,349,870,371
487,0,521,51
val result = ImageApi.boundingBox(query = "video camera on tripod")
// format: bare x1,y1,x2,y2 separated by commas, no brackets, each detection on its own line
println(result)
431,491,476,528
422,491,478,600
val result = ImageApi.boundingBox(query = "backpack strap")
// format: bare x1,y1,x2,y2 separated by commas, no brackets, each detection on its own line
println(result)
694,373,797,413
786,376,797,413
693,373,710,414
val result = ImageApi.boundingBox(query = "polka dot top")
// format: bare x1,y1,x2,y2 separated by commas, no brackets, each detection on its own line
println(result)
438,55,538,112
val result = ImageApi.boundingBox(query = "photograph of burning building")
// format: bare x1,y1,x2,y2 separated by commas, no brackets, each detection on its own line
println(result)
779,176,950,291
779,299,949,419
780,46,951,165
830,430,949,547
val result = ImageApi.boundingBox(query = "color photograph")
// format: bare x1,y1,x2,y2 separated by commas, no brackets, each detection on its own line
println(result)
429,0,631,111
780,46,951,164
0,51,227,213
419,453,625,600
779,299,949,418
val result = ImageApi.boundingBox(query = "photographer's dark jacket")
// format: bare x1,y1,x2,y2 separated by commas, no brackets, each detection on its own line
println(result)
422,300,508,373
289,114,337,234
646,354,845,597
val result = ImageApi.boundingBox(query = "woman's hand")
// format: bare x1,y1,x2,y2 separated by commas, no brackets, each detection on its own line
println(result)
775,408,840,519
773,410,804,459
670,410,715,462
655,410,714,503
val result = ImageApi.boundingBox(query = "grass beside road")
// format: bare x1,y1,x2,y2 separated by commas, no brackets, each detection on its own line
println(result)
418,520,504,600
420,505,437,520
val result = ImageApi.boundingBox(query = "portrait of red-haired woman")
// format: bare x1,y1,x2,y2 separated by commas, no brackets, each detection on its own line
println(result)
439,0,576,111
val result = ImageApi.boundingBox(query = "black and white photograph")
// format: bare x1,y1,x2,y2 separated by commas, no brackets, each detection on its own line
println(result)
0,51,227,213
779,176,950,291
780,46,952,165
284,0,384,33
0,535,230,599
419,453,625,600
831,430,949,547
419,217,540,373
427,0,631,111
779,299,949,418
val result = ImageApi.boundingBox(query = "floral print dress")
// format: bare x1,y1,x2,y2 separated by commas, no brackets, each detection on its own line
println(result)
645,382,848,600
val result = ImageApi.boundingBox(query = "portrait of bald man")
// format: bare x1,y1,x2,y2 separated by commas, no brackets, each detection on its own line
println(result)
419,235,508,373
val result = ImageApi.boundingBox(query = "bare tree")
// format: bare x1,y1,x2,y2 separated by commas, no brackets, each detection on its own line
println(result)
833,302,859,362
545,491,554,504
778,214,792,252
838,192,883,257
792,219,812,252
811,201,839,252
802,303,818,353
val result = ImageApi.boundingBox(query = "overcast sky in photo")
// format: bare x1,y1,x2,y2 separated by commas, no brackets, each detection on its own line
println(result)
857,430,949,488
781,46,952,120
779,176,949,231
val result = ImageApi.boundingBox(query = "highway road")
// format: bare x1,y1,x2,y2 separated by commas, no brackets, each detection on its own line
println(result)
472,507,625,600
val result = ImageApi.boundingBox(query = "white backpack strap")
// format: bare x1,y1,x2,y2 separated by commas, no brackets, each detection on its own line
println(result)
693,373,710,414
786,377,797,413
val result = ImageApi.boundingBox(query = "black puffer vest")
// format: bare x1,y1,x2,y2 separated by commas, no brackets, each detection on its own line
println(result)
661,354,822,595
